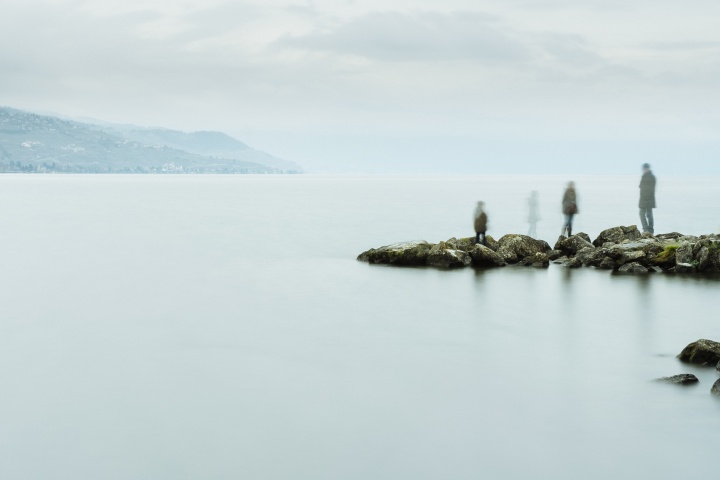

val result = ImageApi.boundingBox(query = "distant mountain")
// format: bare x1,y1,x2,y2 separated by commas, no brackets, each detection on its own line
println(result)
0,107,302,174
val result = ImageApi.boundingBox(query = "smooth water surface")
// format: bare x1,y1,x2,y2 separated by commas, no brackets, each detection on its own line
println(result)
0,174,718,480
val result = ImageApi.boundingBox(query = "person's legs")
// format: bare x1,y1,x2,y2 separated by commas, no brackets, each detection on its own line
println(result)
475,232,480,244
481,232,487,246
646,208,654,234
639,208,650,232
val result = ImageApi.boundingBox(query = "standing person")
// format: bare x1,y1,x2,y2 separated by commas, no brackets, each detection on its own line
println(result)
473,201,488,246
639,163,656,235
527,190,540,238
561,182,578,237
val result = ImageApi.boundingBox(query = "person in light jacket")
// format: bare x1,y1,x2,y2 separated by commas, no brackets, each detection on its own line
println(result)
561,182,578,237
473,201,488,245
639,163,656,235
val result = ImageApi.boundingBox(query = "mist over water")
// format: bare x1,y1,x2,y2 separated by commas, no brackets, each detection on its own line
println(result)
0,174,718,479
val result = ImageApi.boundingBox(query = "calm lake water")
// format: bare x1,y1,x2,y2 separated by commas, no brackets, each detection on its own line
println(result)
0,174,718,479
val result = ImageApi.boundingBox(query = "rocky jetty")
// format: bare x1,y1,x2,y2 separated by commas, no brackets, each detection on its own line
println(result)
357,225,720,273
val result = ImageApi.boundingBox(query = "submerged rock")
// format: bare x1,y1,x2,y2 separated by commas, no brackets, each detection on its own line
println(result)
712,379,720,397
677,339,720,366
654,374,699,385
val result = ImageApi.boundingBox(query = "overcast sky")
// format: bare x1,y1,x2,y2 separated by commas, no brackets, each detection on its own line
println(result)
2,0,719,173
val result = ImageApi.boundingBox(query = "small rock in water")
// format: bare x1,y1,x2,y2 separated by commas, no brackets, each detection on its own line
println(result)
654,374,699,385
712,379,720,397
677,339,720,366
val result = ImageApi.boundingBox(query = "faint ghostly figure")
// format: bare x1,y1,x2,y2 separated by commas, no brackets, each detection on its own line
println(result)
561,182,578,237
638,163,656,235
473,201,488,246
527,190,540,238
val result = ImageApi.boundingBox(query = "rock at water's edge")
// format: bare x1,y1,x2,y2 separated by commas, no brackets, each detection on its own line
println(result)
426,243,472,268
618,262,649,273
470,244,506,267
357,241,432,266
654,374,699,385
677,339,720,366
712,379,720,397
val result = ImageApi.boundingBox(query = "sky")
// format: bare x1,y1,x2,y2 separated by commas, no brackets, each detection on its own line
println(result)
2,0,720,173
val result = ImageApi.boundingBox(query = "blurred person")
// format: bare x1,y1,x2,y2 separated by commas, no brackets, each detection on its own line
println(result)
639,163,656,235
473,201,488,246
561,182,578,237
527,190,540,237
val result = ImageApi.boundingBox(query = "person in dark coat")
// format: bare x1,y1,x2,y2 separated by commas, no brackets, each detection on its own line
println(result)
473,201,488,245
561,181,578,237
639,163,656,234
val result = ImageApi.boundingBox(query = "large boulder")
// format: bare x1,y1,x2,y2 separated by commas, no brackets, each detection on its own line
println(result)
554,234,595,256
677,339,720,366
469,244,506,268
426,242,472,268
496,234,551,264
357,241,433,266
593,225,642,247
654,374,699,385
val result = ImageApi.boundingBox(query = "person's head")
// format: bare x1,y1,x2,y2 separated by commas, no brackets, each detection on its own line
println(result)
567,181,575,189
530,190,538,199
477,201,485,208
642,163,651,172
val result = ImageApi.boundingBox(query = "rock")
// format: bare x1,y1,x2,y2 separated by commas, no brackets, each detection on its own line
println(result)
618,250,646,266
496,234,551,264
617,262,649,273
451,236,498,252
469,244,506,268
675,263,696,274
554,235,595,256
426,242,472,268
677,339,720,366
574,247,597,266
547,250,563,261
576,232,592,243
695,240,720,272
593,225,642,247
597,256,615,270
655,232,683,241
518,252,550,268
357,241,433,266
654,374,699,385
712,379,720,397
675,243,694,265
717,359,720,373
552,256,569,264
566,256,584,268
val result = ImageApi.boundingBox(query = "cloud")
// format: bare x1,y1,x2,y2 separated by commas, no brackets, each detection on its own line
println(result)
276,11,530,63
